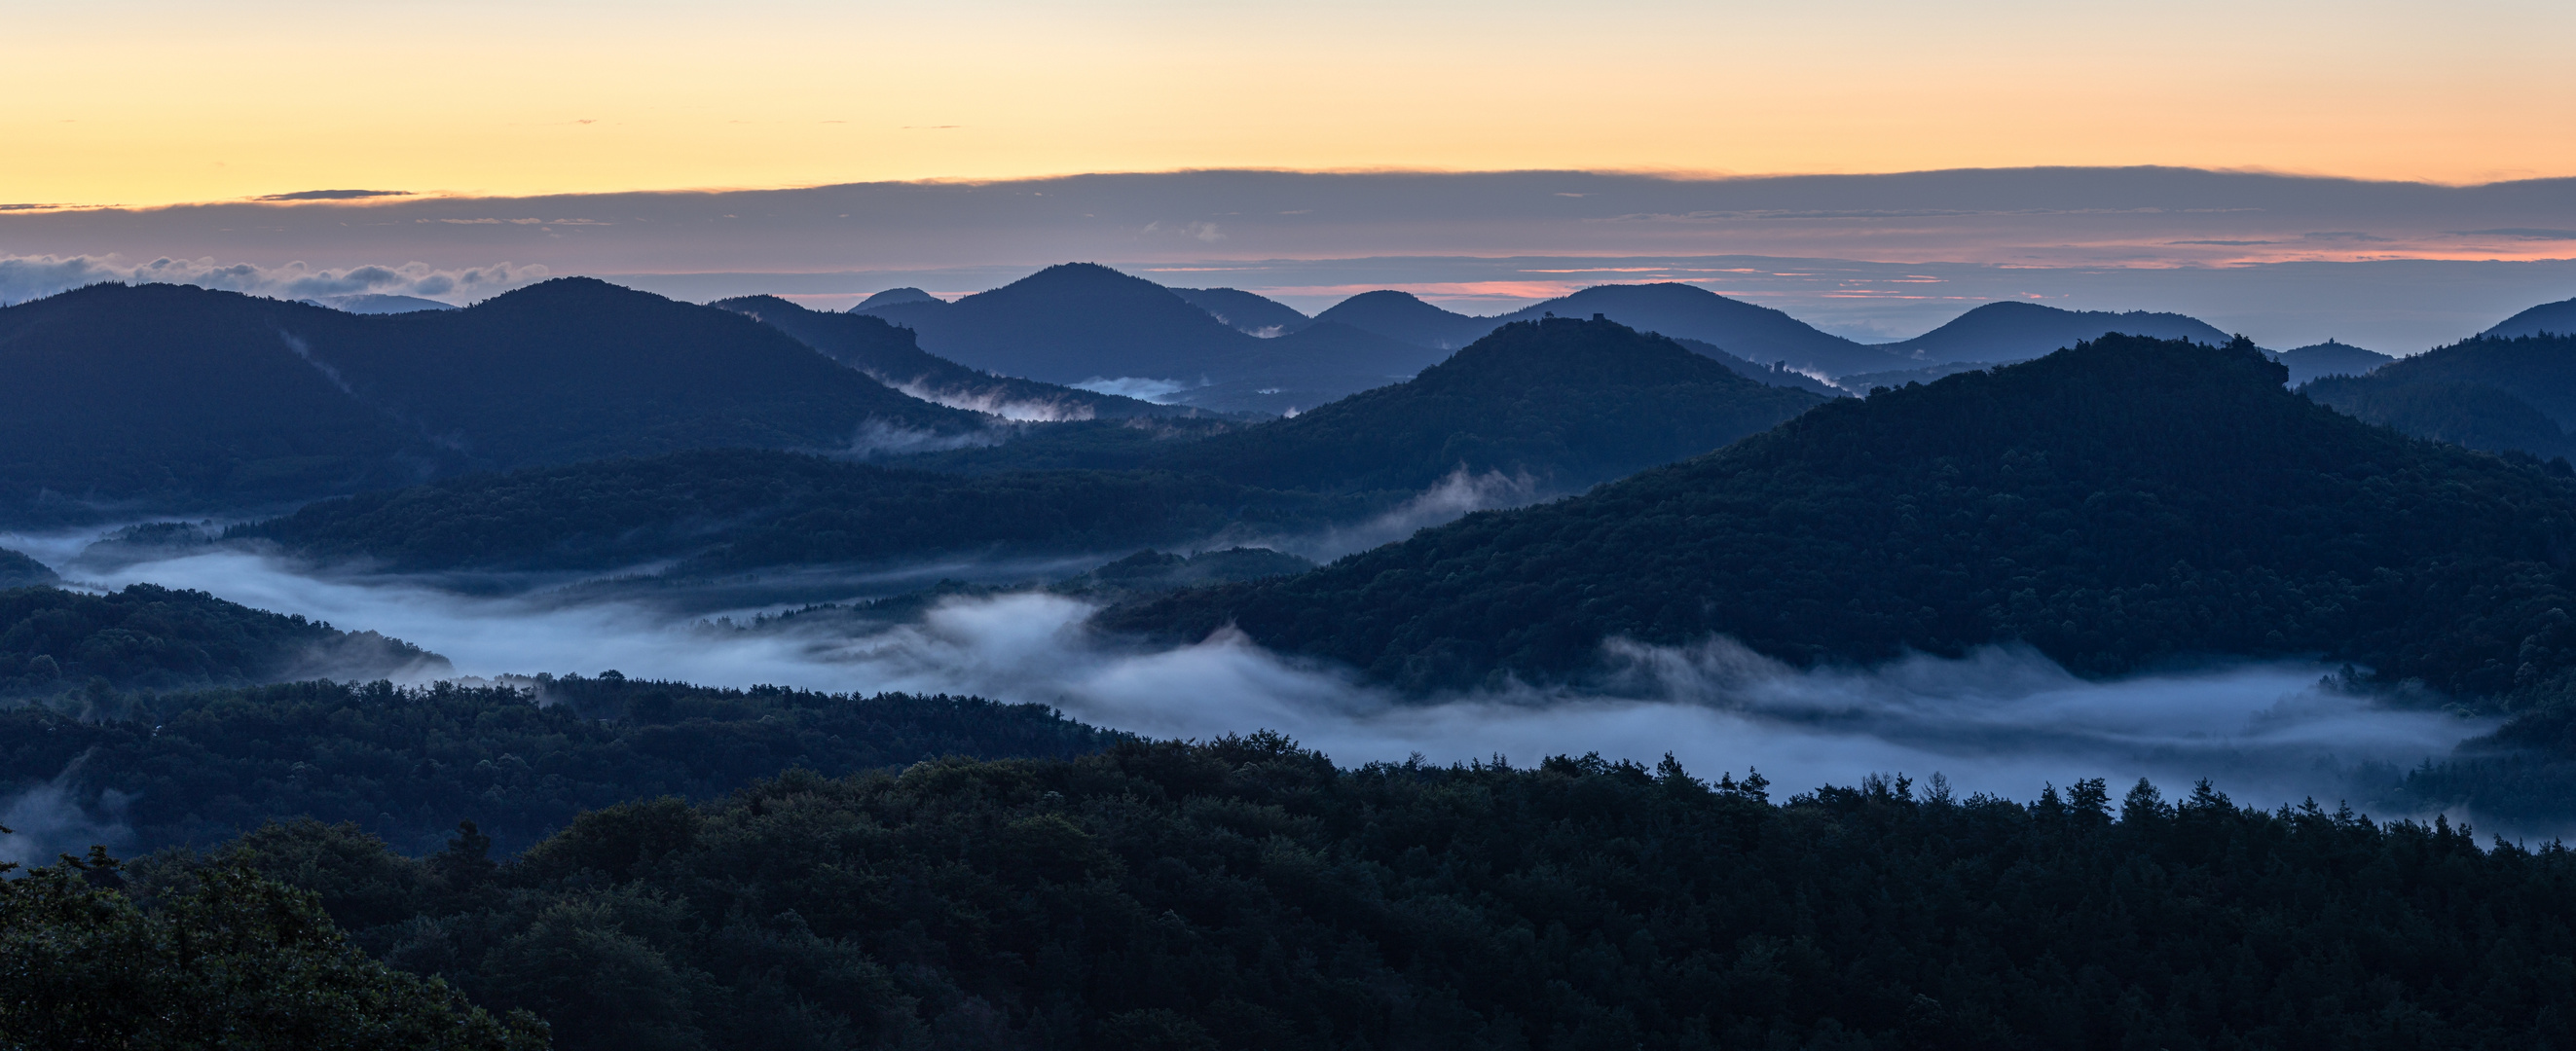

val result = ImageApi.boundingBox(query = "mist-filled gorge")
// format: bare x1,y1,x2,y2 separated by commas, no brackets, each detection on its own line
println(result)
19,265,2576,1049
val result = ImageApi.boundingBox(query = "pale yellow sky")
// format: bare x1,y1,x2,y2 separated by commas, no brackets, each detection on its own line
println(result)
5,0,2572,206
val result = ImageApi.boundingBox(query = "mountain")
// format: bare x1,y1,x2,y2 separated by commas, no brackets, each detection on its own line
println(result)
0,548,59,588
1879,302,2233,365
2316,333,2576,429
713,295,1185,420
1,583,445,698
1667,337,1848,397
2301,375,2575,461
1169,287,1311,336
0,280,988,523
851,263,1258,384
1146,316,1824,493
1182,320,1453,415
900,316,1823,494
232,449,1364,575
301,293,456,314
1310,290,1493,349
1488,284,1902,378
1104,335,2576,699
2273,339,2393,384
855,286,940,309
2484,295,2576,339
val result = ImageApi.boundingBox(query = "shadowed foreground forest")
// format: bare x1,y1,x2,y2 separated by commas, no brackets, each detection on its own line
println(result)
106,736,2576,1051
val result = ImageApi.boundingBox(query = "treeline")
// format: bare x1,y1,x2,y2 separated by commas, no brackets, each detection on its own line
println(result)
1108,336,2576,705
231,450,1367,574
0,583,440,699
157,738,2576,1050
2,676,1122,855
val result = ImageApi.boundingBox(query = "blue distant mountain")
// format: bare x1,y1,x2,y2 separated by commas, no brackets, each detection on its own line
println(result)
1170,287,1311,337
2484,295,2576,339
303,293,456,314
1878,302,2233,365
856,286,941,309
2272,340,2392,385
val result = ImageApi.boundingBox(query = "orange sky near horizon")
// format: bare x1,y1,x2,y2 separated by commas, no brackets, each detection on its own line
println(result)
5,0,2574,207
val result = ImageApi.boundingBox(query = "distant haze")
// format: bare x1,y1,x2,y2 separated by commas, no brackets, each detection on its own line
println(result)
6,168,2576,350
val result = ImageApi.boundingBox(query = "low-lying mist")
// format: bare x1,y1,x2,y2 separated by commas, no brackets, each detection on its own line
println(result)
35,545,2519,838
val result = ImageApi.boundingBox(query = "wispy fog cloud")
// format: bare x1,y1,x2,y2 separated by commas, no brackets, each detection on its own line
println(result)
0,253,546,307
0,752,131,870
40,545,2504,835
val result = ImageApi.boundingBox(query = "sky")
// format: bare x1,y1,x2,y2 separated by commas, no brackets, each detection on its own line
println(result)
5,1,2575,349
8,0,2576,205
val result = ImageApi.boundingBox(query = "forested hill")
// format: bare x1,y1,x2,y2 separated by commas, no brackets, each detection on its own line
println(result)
900,317,1822,496
711,294,1184,420
0,583,444,699
2300,333,2576,461
1103,335,2576,699
184,739,2576,1050
231,449,1367,574
1876,301,2233,365
0,280,988,524
1146,316,1824,492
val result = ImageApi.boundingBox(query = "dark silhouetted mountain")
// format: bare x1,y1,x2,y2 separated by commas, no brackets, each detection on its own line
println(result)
1668,337,1848,397
851,263,1259,384
233,449,1363,576
0,548,57,588
1490,284,1901,378
902,317,1823,495
2273,339,2393,384
302,293,456,314
855,286,940,309
1105,335,2576,700
2302,375,2575,461
1834,361,2002,393
0,583,445,699
2319,333,2576,429
1169,287,1311,336
11,679,1118,856
1880,301,2232,364
1147,317,1823,493
0,280,988,523
188,736,2576,1050
1311,290,1493,349
713,295,1185,419
2484,295,2576,339
1183,320,1452,415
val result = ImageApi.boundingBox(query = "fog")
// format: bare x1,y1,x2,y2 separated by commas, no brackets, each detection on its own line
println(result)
28,543,2505,834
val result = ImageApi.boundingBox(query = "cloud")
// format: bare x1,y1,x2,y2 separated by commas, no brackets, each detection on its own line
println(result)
2449,229,2576,240
0,254,547,307
255,189,414,201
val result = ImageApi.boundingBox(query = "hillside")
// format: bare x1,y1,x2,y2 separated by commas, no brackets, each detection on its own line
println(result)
1147,316,1824,492
1879,301,2232,364
1488,284,1903,377
2301,375,2575,461
0,548,60,588
0,280,988,523
852,263,1258,383
895,317,1822,494
1168,286,1311,336
1310,289,1493,348
2307,332,2576,428
191,740,2576,1051
2274,339,2393,384
0,583,444,698
1104,335,2576,699
6,678,1117,856
712,294,1183,419
2484,294,2576,339
232,449,1364,575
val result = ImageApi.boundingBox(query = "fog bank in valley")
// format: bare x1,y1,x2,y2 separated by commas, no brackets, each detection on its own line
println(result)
24,544,2506,838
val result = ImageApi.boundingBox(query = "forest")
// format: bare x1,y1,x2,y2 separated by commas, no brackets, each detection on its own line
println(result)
0,582,441,699
100,736,2576,1051
1107,335,2576,709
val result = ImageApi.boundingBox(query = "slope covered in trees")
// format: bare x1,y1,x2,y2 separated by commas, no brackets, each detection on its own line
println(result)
712,294,1183,420
0,280,987,524
232,449,1365,574
2273,339,2392,384
1878,301,2233,365
174,739,2576,1051
1105,335,2576,699
2484,294,2576,339
4,677,1120,856
0,584,443,699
